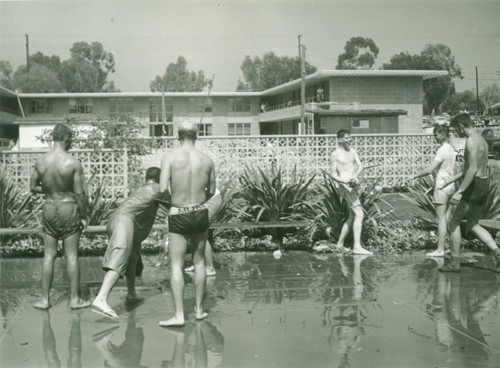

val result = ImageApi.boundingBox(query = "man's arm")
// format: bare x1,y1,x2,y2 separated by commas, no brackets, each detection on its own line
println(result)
29,162,43,194
73,160,88,226
329,151,347,184
353,150,363,179
206,160,216,199
413,160,441,180
159,153,171,195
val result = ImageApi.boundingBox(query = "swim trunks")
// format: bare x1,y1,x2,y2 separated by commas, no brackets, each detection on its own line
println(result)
42,201,82,240
169,204,209,235
337,184,362,208
462,177,489,206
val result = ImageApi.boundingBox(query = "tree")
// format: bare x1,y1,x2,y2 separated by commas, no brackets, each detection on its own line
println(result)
336,37,379,70
12,64,64,93
150,56,209,92
481,83,500,112
29,52,61,73
383,44,463,114
442,90,483,115
236,52,317,91
70,42,115,90
0,61,13,89
59,56,101,92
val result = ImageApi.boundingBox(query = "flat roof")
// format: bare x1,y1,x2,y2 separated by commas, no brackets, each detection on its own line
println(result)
260,69,449,95
0,85,18,98
310,108,408,117
17,91,261,98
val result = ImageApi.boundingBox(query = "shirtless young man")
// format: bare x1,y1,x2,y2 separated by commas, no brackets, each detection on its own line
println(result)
329,129,372,255
91,167,162,318
30,123,90,309
159,121,216,327
439,113,500,272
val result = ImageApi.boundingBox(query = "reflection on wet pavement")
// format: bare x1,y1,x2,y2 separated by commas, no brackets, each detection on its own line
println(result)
1,251,499,367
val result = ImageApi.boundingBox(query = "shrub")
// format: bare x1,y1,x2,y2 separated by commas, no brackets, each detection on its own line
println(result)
0,165,43,243
236,163,315,249
85,174,121,226
304,172,395,246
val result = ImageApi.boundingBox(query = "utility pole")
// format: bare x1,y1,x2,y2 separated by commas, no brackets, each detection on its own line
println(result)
25,34,30,73
300,44,306,133
475,66,480,115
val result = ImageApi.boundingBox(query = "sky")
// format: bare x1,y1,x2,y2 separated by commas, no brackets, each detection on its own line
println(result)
1,0,499,93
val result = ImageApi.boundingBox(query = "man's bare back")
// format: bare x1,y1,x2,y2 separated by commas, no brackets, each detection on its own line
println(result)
464,132,489,178
161,146,215,207
33,150,84,201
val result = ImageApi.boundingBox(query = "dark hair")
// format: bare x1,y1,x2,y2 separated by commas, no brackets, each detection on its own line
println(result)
52,123,73,142
433,125,449,137
451,112,473,128
178,127,198,141
337,129,350,139
145,167,161,182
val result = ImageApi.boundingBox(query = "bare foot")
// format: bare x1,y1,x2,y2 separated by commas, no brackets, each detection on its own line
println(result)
352,247,373,255
91,299,117,318
34,299,51,310
426,250,445,257
159,316,185,327
70,299,91,309
206,268,216,276
184,265,194,272
194,307,208,321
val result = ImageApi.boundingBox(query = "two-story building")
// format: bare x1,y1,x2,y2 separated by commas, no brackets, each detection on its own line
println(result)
0,69,448,149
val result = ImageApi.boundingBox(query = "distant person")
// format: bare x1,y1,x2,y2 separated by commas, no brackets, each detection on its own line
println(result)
159,121,216,327
329,129,372,255
439,113,500,272
30,123,90,310
92,167,163,318
8,138,19,150
413,126,456,257
317,86,324,102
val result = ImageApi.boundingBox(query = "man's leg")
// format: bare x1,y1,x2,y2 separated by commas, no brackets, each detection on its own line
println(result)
427,204,448,257
335,210,354,252
192,231,208,320
63,232,90,309
440,201,468,272
67,311,82,368
159,232,188,327
352,206,372,255
41,310,61,366
205,241,216,276
125,246,141,301
92,270,120,317
468,205,500,271
34,234,58,309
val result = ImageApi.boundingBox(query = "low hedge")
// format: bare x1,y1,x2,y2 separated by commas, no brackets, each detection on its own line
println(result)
1,220,497,258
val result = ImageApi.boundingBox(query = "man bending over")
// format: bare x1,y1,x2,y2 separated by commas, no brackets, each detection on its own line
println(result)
92,167,162,318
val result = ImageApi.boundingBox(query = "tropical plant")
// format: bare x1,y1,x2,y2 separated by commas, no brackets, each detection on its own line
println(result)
236,163,315,249
400,176,437,228
85,174,121,226
305,172,395,244
0,165,43,242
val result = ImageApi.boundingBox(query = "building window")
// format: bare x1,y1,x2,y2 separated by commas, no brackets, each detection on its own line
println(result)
149,99,173,123
29,99,52,114
352,119,369,129
190,98,212,113
69,98,93,114
228,122,251,136
229,97,251,112
198,124,212,137
150,123,173,137
109,98,134,120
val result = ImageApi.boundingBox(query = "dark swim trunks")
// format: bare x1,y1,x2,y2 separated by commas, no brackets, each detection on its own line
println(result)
42,201,82,240
168,204,209,235
462,177,489,206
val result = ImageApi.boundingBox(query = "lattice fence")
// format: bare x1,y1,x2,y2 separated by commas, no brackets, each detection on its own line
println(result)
139,134,440,187
1,149,128,197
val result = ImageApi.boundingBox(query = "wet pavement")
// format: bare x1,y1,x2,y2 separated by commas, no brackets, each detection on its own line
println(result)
1,251,500,368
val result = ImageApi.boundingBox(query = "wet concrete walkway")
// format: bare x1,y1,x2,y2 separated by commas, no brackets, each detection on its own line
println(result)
1,251,500,367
